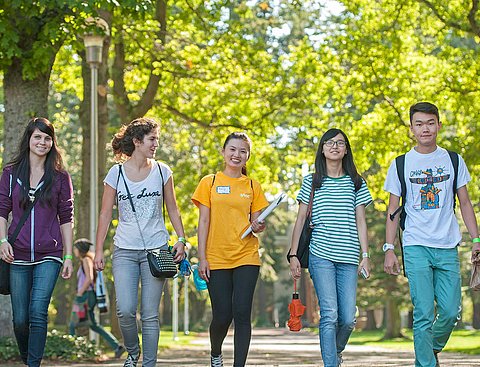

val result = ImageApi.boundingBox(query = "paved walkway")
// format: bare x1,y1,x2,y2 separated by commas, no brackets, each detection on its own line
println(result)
2,328,480,366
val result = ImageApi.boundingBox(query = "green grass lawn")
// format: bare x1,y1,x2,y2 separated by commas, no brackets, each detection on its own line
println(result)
158,330,197,349
349,329,480,355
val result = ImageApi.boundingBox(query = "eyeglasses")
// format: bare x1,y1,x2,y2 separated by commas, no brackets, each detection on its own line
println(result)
324,140,346,148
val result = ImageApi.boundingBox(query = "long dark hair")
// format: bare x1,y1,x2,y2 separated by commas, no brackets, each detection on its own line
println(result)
313,128,363,192
7,117,64,208
111,117,158,161
223,132,252,176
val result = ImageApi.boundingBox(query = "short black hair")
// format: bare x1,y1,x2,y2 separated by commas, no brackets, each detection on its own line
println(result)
409,102,439,124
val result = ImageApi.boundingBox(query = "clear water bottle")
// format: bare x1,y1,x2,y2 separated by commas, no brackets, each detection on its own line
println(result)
192,264,208,291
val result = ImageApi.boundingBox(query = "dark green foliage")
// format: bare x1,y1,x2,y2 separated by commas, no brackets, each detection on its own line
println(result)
0,330,100,362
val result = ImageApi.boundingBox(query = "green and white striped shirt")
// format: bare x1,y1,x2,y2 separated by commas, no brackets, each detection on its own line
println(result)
297,174,372,265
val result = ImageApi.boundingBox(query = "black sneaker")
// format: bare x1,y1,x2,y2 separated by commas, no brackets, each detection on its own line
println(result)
115,345,126,358
123,353,140,367
434,350,440,367
211,353,223,367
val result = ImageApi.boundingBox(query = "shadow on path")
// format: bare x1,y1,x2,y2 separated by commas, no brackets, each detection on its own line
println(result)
2,328,480,366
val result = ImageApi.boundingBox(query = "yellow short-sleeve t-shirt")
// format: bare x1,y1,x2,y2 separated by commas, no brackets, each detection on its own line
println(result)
192,172,269,270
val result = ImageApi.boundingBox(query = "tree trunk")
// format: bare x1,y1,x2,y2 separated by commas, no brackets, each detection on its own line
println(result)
363,309,378,331
1,58,52,338
255,278,267,325
2,59,50,163
407,309,414,329
0,296,13,337
162,281,172,326
383,298,402,339
471,290,480,329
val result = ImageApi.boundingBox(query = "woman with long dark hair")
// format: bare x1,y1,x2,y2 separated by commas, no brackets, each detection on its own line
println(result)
94,117,187,367
288,128,372,367
192,132,269,367
0,117,74,366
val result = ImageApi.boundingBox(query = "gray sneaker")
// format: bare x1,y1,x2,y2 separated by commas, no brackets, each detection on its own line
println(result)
123,353,140,367
211,354,223,367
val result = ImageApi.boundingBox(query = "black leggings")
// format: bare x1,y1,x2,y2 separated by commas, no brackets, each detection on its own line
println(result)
208,265,259,367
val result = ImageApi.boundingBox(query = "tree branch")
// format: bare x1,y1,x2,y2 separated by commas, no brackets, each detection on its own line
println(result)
185,0,209,30
468,0,480,37
418,0,470,33
383,95,407,126
163,104,246,129
132,0,166,118
111,36,131,123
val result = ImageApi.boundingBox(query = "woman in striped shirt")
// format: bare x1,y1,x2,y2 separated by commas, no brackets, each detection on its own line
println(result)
288,128,372,367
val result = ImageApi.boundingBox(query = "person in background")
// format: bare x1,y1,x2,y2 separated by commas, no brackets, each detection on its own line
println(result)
69,238,125,358
192,132,269,367
288,128,372,367
94,117,187,367
0,117,74,367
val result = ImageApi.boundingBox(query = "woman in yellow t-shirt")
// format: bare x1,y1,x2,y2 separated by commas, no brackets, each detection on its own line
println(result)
192,132,269,367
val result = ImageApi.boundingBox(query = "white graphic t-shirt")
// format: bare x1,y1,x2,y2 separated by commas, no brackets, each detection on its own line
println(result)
384,146,470,248
104,161,172,250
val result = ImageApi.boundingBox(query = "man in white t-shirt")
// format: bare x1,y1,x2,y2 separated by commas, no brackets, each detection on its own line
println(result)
383,102,480,367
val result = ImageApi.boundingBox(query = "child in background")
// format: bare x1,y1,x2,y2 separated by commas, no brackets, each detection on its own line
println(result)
69,238,125,358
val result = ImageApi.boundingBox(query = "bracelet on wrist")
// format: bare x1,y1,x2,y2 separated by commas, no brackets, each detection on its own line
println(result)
0,238,8,245
362,252,370,258
287,254,298,261
473,238,480,243
63,254,73,260
178,236,187,245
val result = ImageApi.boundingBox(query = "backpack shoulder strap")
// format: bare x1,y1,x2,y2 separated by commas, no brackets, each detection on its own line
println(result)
447,150,459,210
389,154,406,225
395,154,407,205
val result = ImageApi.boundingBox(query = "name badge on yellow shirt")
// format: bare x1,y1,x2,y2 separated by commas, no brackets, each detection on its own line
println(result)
216,186,231,194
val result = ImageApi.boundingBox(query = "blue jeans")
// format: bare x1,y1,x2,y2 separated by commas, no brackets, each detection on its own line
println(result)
404,246,461,367
112,246,165,367
309,254,358,367
10,261,61,367
69,290,120,351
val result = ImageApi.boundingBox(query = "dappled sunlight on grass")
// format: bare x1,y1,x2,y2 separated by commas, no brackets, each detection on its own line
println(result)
349,329,480,354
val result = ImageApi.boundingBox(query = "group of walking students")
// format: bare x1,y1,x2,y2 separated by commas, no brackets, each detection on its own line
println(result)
0,101,479,367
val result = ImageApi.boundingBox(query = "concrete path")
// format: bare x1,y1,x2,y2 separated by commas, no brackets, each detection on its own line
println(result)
2,328,480,366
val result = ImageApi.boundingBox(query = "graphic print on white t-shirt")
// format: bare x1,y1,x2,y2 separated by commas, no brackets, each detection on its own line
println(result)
408,164,451,211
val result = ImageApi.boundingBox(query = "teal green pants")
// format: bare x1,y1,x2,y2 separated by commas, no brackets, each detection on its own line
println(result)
404,245,461,367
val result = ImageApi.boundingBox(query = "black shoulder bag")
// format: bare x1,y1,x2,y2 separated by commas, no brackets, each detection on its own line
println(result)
286,182,315,268
0,189,41,295
118,164,177,278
